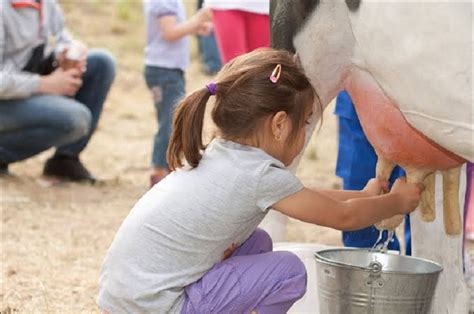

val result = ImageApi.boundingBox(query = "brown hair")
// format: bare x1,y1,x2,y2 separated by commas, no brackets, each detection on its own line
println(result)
167,48,319,170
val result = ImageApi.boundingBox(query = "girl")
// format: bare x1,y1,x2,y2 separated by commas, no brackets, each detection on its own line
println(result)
98,49,423,313
143,0,211,186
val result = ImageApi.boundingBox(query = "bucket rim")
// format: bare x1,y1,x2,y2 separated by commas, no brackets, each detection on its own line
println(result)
314,248,443,275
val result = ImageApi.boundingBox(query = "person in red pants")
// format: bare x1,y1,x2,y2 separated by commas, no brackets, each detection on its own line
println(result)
203,0,270,63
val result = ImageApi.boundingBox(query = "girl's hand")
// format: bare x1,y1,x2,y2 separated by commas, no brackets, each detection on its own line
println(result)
390,177,424,214
223,243,236,260
363,178,388,197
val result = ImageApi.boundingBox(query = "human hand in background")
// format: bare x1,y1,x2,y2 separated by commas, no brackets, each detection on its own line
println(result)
38,67,83,96
196,21,213,37
191,8,212,36
57,42,88,74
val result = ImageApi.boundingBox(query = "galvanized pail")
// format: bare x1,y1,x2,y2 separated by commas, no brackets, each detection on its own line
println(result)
314,248,442,314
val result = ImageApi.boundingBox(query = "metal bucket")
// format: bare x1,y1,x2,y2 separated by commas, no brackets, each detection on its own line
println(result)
314,248,442,314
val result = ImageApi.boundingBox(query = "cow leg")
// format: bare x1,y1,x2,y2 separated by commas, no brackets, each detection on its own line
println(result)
442,166,462,235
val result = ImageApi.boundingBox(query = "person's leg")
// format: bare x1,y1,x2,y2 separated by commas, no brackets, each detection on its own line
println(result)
182,251,306,314
42,50,114,181
55,49,115,157
244,12,270,51
144,66,185,185
404,214,412,255
196,0,221,75
198,33,222,75
231,228,273,257
211,10,247,63
0,95,91,168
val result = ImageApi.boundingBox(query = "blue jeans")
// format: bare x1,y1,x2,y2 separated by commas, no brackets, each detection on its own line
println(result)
198,33,222,74
196,0,221,74
144,66,185,168
0,49,115,164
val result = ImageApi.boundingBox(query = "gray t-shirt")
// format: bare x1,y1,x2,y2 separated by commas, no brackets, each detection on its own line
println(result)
97,138,303,313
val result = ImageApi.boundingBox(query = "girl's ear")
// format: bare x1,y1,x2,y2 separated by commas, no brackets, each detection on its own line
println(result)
271,111,288,140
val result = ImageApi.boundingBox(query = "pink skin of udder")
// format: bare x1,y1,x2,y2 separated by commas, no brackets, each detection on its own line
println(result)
345,71,465,171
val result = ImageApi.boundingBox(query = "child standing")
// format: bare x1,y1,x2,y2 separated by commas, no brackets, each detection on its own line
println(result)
143,0,211,186
99,49,423,313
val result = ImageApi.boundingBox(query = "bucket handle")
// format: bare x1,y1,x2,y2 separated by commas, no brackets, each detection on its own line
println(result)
315,250,385,273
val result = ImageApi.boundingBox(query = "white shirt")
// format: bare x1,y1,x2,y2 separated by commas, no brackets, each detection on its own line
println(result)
203,0,269,15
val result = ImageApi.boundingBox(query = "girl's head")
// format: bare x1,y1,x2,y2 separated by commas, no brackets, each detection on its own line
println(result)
168,48,319,170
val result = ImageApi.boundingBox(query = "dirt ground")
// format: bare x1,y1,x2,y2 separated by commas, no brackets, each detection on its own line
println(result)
1,1,472,313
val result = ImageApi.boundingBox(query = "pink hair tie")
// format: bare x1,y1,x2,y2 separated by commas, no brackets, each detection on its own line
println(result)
269,64,282,83
206,82,217,95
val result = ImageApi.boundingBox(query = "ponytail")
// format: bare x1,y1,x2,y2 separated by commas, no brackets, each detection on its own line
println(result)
167,88,210,170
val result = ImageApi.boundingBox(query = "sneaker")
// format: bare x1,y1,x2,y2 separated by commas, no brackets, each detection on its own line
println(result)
43,155,96,183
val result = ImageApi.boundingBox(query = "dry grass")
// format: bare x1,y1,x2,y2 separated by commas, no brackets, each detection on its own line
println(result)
1,1,342,312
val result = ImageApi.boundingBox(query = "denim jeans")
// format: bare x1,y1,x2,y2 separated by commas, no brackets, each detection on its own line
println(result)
0,49,115,164
144,66,185,168
197,33,222,74
197,0,221,74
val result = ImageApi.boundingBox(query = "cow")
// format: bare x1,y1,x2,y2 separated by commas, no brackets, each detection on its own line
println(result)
270,0,472,312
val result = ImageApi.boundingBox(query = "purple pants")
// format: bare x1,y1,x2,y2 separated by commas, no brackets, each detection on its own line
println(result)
181,229,307,314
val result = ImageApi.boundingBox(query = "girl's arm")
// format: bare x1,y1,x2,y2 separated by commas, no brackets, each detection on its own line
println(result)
159,9,210,42
273,178,422,231
317,178,389,201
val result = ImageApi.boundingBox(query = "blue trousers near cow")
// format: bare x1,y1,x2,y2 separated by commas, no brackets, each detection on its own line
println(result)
335,91,411,255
